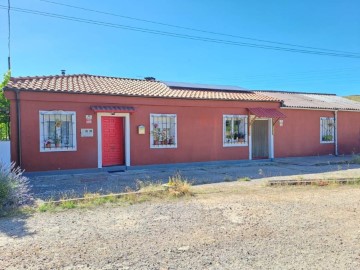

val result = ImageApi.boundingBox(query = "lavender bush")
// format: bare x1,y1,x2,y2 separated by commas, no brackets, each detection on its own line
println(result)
0,162,34,212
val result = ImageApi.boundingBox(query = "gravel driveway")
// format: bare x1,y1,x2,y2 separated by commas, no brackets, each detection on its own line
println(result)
1,180,360,269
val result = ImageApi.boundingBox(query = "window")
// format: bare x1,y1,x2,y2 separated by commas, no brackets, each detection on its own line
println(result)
39,111,77,152
223,115,248,146
320,117,335,143
150,114,177,148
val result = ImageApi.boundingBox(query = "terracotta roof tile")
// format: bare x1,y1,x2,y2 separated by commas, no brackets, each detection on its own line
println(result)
5,74,278,102
255,91,360,111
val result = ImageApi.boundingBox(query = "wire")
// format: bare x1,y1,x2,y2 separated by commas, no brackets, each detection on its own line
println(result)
40,0,360,56
1,4,360,59
178,66,360,81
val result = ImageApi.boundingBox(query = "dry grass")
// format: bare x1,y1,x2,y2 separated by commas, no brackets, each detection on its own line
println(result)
166,173,193,197
237,177,251,182
267,177,360,187
34,174,193,213
346,95,360,102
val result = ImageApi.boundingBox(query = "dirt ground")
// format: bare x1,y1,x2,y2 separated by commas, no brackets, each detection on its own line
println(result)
1,178,360,269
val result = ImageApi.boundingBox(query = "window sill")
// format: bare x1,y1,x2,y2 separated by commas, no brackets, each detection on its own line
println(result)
320,141,334,144
150,145,177,149
223,144,248,147
40,147,77,152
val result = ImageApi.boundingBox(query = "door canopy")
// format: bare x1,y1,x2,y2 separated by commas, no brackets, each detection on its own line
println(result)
248,107,287,129
248,108,286,119
91,106,135,113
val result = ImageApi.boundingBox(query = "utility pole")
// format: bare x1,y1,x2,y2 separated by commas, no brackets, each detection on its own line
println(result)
7,0,11,70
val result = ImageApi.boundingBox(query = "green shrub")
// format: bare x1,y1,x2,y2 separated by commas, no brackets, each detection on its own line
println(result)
0,180,10,206
0,162,34,213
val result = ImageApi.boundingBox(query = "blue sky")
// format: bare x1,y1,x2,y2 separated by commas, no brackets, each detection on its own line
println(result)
0,0,359,95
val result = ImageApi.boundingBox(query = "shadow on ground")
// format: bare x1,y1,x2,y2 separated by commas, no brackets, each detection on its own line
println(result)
0,214,35,238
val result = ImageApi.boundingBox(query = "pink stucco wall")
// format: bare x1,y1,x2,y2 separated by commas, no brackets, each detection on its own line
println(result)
4,91,360,172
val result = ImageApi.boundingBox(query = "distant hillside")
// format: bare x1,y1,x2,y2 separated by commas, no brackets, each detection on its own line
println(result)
346,96,360,102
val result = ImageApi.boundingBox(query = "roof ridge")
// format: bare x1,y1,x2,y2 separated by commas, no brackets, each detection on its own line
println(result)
10,74,159,83
10,74,91,83
81,74,160,82
169,86,252,93
254,90,336,96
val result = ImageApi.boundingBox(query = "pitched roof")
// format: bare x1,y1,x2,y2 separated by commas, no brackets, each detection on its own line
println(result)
5,74,278,102
255,90,360,111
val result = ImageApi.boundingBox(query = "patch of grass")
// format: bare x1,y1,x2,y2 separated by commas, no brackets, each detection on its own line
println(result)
351,154,360,164
84,193,117,205
137,180,164,194
60,200,76,209
166,173,193,198
237,177,251,182
38,202,56,212
35,173,193,213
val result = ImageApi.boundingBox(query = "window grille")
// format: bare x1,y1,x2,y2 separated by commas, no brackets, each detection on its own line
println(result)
150,114,177,148
223,115,248,146
39,111,77,152
320,117,335,143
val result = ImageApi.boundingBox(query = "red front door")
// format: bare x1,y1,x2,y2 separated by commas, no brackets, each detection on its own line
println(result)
102,117,124,166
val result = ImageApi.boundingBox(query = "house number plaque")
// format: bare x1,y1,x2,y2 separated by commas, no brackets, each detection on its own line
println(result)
81,128,94,137
86,115,93,124
138,125,145,135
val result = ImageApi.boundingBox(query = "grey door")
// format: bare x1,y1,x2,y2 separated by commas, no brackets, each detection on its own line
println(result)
252,120,269,159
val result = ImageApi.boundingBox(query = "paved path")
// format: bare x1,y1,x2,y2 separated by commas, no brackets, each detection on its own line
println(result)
27,155,360,200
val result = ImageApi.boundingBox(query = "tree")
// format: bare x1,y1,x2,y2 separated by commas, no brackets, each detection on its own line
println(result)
0,70,11,140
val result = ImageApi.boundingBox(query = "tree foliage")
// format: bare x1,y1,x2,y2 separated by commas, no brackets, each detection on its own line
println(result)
0,70,11,140
0,70,11,111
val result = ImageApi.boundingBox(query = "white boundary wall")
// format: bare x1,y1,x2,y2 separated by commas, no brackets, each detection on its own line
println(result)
0,141,10,166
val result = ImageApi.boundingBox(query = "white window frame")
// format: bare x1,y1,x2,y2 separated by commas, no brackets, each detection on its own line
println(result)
39,110,77,152
223,115,248,147
150,114,177,149
320,117,335,144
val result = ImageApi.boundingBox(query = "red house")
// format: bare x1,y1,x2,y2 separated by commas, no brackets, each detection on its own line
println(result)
4,74,360,172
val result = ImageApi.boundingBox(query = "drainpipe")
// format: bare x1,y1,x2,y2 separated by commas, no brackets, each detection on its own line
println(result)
15,89,22,167
334,110,338,156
